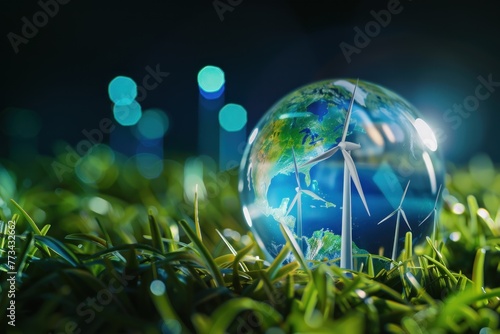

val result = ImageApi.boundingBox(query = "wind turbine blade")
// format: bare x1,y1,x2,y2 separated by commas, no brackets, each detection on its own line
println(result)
400,181,411,207
418,208,434,227
301,189,327,203
301,146,340,167
341,149,370,216
401,209,411,230
434,184,443,208
291,148,301,188
377,209,398,225
286,193,299,216
419,184,442,226
341,78,359,142
343,141,361,151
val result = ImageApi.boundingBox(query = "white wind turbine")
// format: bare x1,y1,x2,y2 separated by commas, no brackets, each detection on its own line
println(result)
377,181,411,266
302,79,370,270
287,148,333,250
418,184,443,243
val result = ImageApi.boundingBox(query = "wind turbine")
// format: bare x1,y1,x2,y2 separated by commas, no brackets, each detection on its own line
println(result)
418,184,443,243
287,148,333,251
302,79,370,270
377,181,411,265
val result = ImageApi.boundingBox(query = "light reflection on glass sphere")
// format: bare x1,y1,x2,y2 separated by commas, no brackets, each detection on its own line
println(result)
239,79,445,262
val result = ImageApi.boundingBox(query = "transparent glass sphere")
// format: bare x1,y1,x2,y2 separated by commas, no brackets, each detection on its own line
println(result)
239,79,445,262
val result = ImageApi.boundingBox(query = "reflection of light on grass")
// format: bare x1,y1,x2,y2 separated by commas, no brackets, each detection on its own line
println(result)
198,65,225,99
414,118,438,151
150,280,166,296
223,228,241,241
184,157,206,202
137,109,169,139
219,103,247,132
452,203,465,214
88,197,111,215
114,101,142,126
449,231,461,242
477,208,490,220
240,235,251,245
108,76,137,106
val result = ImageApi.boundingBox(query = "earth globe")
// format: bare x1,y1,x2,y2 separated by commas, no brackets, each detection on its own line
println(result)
238,79,445,268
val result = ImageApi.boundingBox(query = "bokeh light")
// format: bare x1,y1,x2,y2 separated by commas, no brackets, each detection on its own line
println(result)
136,153,164,179
218,103,247,132
113,101,142,126
108,76,138,106
75,145,117,186
137,108,169,139
149,280,166,296
197,65,225,99
184,157,206,202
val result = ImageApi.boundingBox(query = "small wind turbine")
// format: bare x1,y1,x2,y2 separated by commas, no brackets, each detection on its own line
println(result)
287,148,333,251
302,79,370,270
418,184,443,243
378,181,411,266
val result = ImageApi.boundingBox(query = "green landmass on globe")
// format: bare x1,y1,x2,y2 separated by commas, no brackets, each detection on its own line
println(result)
305,230,368,261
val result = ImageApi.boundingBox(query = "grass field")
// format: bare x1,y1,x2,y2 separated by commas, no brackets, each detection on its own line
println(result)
1,149,499,333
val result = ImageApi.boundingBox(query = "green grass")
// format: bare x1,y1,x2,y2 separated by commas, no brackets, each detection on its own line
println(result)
0,150,500,333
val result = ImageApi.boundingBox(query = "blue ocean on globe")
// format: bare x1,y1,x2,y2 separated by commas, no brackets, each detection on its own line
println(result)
239,79,445,264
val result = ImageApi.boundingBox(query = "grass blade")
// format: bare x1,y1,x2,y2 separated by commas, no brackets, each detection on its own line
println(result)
10,199,50,255
34,235,81,267
148,213,166,254
279,222,310,278
179,219,225,287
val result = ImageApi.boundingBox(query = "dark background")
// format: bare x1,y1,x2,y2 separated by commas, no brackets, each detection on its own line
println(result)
2,0,500,165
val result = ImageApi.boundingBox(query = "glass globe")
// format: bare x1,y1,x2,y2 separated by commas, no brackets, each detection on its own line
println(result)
239,79,445,263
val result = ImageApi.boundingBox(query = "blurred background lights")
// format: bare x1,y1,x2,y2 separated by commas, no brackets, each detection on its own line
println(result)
88,197,111,215
75,145,116,185
219,104,247,132
136,153,164,179
137,108,169,139
414,118,438,151
149,280,166,296
113,101,142,126
161,319,182,334
184,157,207,202
197,65,225,99
108,76,138,106
452,202,466,214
